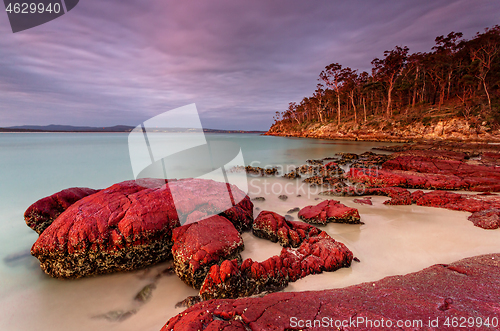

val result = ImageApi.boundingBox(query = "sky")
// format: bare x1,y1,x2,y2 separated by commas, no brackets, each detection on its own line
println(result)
0,0,499,130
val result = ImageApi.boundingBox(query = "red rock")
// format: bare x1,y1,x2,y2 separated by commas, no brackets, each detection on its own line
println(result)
298,200,361,224
198,231,352,300
163,254,500,331
218,195,254,232
172,215,244,288
482,152,500,166
383,153,500,191
31,178,252,279
414,191,500,229
366,187,412,205
252,211,321,247
410,190,425,203
323,186,413,205
347,168,407,188
391,149,467,161
415,190,500,213
468,209,500,230
345,149,500,192
353,197,372,205
24,187,100,234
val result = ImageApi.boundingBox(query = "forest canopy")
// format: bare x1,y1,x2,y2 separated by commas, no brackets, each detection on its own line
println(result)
272,25,500,131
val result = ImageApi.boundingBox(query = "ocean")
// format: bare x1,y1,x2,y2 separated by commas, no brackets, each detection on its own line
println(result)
1,133,499,331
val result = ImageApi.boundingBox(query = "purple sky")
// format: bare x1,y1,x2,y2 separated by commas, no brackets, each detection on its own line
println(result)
0,0,499,130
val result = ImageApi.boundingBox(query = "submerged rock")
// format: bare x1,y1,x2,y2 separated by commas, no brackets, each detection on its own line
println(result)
163,254,500,330
298,200,361,224
353,197,372,205
25,187,100,234
134,283,157,303
93,309,137,322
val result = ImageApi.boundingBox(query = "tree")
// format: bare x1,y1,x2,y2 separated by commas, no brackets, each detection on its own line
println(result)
372,46,409,118
358,71,370,122
430,32,464,109
312,84,326,123
468,25,500,110
285,102,301,125
341,68,359,124
320,63,344,125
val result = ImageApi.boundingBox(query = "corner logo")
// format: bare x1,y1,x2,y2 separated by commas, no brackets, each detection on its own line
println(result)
128,103,249,225
4,0,79,33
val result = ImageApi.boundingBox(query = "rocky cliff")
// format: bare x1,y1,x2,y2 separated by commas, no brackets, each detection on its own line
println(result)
266,117,500,142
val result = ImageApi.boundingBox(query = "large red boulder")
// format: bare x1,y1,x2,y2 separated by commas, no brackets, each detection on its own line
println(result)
298,200,361,224
24,187,100,234
163,254,500,331
172,215,244,289
31,178,253,279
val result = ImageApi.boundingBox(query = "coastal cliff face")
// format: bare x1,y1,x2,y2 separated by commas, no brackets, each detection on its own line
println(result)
266,117,500,142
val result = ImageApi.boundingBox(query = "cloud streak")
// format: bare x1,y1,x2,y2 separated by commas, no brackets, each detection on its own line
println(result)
0,0,499,129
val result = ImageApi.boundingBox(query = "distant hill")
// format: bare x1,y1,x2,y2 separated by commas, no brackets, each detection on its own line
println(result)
1,125,265,134
5,125,135,132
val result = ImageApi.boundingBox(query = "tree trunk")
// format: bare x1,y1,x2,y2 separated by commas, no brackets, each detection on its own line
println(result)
351,93,357,124
363,97,367,123
412,87,417,108
438,85,445,111
337,93,341,126
387,81,394,118
482,78,492,110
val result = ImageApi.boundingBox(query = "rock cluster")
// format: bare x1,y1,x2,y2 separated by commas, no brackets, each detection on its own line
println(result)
163,254,500,331
198,211,353,300
29,178,253,279
348,149,500,192
323,185,500,229
244,165,278,176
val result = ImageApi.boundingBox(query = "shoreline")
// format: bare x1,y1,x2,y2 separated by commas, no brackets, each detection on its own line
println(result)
264,131,500,144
